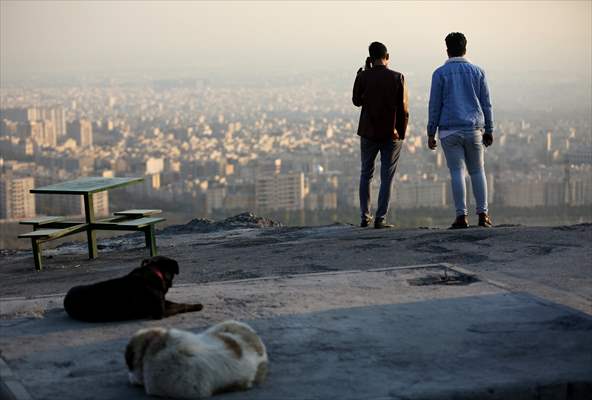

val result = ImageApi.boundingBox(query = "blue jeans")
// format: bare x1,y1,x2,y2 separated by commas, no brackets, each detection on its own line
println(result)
440,130,488,216
359,137,403,222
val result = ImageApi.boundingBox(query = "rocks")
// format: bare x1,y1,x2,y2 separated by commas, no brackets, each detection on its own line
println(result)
170,217,216,233
163,212,283,234
223,212,283,228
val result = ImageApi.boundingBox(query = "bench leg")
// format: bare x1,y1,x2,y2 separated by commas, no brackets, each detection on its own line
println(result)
145,225,157,256
83,194,98,259
86,229,98,259
31,239,42,271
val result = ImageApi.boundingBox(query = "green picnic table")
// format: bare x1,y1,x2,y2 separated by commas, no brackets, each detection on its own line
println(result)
19,177,165,270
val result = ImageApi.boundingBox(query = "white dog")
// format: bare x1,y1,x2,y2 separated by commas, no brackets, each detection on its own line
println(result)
125,320,268,398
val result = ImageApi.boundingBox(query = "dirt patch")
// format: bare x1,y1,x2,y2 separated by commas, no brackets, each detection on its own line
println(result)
162,212,283,234
525,245,555,256
407,269,479,286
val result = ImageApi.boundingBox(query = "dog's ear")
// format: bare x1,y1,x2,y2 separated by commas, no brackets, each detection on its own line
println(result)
126,328,168,371
143,256,179,274
156,257,179,276
169,258,179,275
125,340,136,370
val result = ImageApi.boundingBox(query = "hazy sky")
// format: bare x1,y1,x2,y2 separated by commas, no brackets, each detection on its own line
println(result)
1,1,591,83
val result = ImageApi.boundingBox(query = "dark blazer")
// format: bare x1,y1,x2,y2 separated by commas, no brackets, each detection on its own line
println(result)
352,65,409,141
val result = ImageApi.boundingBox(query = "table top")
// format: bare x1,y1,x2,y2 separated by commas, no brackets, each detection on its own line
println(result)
30,177,144,195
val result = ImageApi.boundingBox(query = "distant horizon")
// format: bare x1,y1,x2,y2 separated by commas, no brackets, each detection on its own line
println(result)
1,1,591,85
2,66,589,116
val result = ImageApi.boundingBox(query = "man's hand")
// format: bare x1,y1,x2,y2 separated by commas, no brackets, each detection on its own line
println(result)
428,135,437,150
483,133,493,147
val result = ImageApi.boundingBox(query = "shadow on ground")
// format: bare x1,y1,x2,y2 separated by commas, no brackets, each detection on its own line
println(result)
2,292,591,400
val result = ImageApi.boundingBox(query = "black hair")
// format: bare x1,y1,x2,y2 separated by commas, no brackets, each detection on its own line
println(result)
368,42,388,60
445,32,467,57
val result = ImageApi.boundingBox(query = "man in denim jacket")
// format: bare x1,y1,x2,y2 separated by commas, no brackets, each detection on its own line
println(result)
427,32,494,229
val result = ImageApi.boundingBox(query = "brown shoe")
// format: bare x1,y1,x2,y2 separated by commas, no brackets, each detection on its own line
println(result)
374,219,395,229
450,215,469,229
478,213,493,227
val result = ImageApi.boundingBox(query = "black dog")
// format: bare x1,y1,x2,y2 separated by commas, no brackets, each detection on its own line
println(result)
63,256,203,322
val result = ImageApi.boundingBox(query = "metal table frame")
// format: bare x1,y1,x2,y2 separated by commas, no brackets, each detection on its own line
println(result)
29,176,144,259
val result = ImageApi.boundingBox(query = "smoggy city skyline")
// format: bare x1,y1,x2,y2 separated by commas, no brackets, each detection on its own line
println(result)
2,1,591,247
1,1,591,84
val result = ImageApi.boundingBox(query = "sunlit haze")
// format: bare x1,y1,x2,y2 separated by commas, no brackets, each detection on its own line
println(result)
1,4,592,391
1,1,591,82
1,1,591,245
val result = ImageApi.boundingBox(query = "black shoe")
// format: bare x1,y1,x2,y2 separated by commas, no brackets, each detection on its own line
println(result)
478,213,493,227
374,220,394,229
360,217,373,227
450,215,469,229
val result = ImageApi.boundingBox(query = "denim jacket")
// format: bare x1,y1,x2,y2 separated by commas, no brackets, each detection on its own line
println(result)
427,57,493,136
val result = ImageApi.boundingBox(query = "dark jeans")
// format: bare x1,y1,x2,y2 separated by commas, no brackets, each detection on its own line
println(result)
359,137,403,222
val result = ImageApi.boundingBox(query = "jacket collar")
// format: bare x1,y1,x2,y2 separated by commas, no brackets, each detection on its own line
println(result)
445,56,470,64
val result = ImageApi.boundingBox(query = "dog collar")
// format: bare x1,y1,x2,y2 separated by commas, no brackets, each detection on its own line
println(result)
151,268,165,284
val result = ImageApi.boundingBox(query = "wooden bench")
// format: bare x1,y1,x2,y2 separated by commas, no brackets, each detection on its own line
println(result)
93,216,165,257
18,223,88,271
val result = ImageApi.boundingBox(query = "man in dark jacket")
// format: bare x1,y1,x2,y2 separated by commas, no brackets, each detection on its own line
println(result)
353,41,409,228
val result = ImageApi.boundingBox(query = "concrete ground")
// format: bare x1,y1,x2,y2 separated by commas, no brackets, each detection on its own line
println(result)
1,265,592,400
1,223,591,314
1,223,591,399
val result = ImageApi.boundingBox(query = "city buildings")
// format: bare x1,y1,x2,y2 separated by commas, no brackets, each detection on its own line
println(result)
256,172,306,211
0,77,590,227
0,173,36,220
67,118,93,148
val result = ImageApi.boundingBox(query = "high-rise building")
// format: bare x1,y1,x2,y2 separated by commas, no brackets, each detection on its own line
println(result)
0,177,9,219
256,171,305,210
42,119,57,147
205,184,227,213
145,157,164,175
497,180,546,207
0,108,29,123
566,148,592,165
0,106,64,137
18,120,56,148
256,159,282,176
393,180,447,209
91,191,110,217
67,119,93,148
40,106,66,137
305,192,338,210
0,174,36,220
35,191,109,218
223,183,255,211
545,131,552,153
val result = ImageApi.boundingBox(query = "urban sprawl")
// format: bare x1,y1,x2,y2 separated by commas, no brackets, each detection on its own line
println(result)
1,77,591,226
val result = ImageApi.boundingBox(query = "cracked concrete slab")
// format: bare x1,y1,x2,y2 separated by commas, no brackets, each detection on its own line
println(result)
2,224,591,314
1,265,591,400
